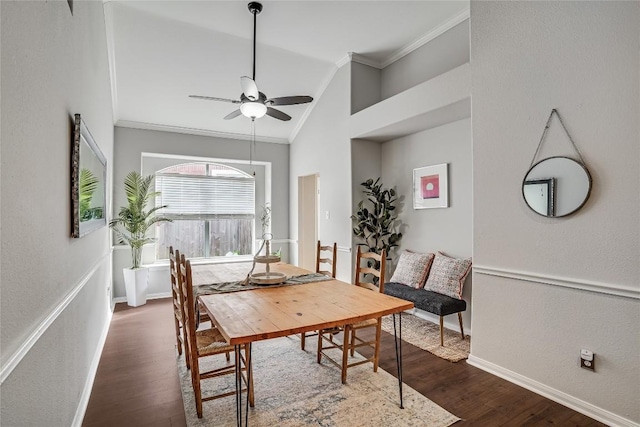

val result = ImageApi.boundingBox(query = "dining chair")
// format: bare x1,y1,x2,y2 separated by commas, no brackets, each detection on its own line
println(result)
301,241,338,350
178,253,254,418
317,246,386,384
170,246,186,360
171,247,215,370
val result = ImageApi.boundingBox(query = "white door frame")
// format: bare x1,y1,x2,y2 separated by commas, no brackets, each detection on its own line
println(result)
297,174,318,271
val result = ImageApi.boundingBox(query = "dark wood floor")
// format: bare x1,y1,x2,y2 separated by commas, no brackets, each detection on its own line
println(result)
83,298,604,426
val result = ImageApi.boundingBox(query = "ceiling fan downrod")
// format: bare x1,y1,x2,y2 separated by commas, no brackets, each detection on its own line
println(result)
248,2,262,82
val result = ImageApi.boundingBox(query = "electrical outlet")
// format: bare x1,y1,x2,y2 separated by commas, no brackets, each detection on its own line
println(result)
580,349,595,371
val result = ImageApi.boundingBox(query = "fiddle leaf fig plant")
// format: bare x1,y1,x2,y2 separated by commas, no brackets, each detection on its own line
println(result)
109,171,172,269
351,178,402,260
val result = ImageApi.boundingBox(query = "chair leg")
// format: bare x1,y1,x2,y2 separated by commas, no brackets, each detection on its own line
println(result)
350,328,356,357
458,312,465,340
191,359,203,418
174,317,182,356
317,329,323,363
341,325,351,384
301,332,306,350
373,318,382,373
184,339,191,370
439,316,444,346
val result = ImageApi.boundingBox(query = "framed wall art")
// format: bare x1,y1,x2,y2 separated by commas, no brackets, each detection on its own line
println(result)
413,163,448,209
71,114,107,238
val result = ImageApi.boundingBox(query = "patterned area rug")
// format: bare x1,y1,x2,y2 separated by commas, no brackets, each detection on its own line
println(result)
381,314,470,362
178,336,460,426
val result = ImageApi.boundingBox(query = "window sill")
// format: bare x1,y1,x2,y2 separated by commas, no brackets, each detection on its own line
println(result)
143,255,254,271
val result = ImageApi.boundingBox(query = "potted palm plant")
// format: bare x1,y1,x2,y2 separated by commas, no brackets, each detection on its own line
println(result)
109,171,171,306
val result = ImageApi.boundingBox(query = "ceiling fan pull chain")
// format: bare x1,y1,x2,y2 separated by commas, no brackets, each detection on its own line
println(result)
250,118,256,176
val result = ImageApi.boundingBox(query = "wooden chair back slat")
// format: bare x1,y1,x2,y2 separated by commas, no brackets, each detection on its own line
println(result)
170,246,187,360
178,252,199,373
354,246,386,294
316,241,337,278
316,245,387,383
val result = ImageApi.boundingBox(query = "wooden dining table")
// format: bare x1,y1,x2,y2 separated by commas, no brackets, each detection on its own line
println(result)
197,262,414,427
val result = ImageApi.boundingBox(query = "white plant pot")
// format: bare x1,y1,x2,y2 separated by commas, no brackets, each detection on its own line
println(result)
123,267,149,307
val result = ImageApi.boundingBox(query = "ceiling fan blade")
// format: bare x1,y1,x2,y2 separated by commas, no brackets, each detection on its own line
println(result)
223,109,243,120
241,76,259,101
267,96,313,106
189,95,240,104
266,107,291,121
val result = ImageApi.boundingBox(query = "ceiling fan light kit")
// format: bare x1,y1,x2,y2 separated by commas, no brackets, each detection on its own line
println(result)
189,2,313,122
241,101,267,119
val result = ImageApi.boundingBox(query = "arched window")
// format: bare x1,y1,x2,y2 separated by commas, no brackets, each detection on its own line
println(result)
155,162,255,260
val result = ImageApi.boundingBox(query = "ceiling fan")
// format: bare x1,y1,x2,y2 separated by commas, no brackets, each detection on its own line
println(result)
189,2,313,121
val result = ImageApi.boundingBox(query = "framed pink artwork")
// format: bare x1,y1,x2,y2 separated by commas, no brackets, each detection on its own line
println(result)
413,163,448,209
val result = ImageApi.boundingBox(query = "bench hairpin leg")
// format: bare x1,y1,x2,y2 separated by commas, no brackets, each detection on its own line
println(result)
392,312,404,409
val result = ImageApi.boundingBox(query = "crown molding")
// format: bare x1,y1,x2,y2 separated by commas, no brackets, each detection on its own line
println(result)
336,53,352,68
102,2,119,123
381,8,470,68
334,7,470,71
348,52,382,69
116,120,290,144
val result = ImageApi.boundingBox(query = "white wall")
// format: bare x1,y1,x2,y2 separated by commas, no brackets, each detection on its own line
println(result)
1,1,114,425
381,119,473,331
290,64,353,282
470,1,639,424
112,126,290,298
350,62,381,114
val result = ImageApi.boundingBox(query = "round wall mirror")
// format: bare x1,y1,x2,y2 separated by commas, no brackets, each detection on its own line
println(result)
522,156,592,217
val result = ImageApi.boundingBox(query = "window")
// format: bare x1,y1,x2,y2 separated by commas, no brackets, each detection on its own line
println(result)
155,162,255,261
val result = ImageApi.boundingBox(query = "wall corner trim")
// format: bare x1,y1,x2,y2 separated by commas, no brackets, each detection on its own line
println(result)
0,251,112,384
473,265,640,300
467,355,639,427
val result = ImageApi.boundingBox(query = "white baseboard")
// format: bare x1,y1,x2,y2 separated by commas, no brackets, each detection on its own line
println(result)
113,292,172,304
467,355,639,427
72,308,114,427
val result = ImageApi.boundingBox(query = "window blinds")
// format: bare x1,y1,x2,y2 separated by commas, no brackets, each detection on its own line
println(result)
156,174,255,216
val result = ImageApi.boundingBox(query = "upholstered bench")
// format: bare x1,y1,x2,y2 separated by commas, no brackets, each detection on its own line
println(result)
383,250,471,347
384,282,466,346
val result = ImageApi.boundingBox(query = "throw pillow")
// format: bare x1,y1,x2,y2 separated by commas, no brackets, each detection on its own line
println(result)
389,250,435,289
424,252,472,299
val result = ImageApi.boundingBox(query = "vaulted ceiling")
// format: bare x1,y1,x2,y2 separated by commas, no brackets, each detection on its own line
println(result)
105,1,469,143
